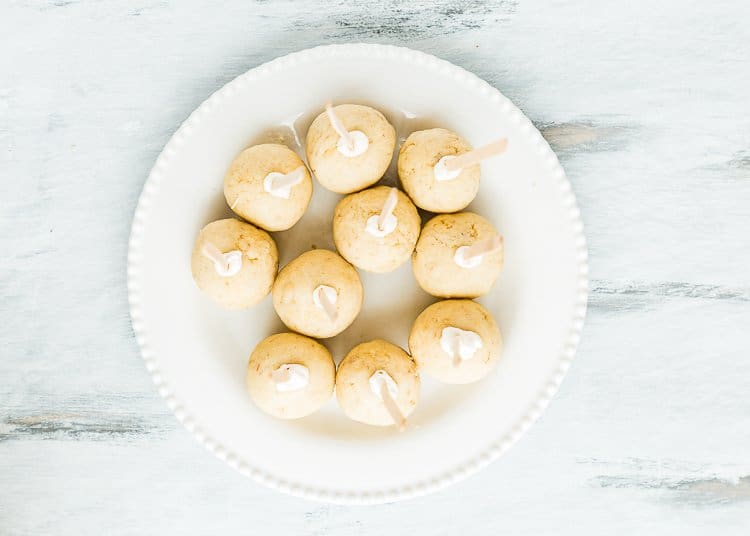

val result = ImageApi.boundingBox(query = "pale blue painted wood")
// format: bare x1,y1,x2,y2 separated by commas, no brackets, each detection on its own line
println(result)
1,0,749,534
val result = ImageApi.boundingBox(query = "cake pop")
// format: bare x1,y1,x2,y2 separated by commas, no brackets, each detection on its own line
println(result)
272,249,363,338
409,299,501,384
333,186,420,273
247,332,336,419
335,340,420,428
398,128,507,212
306,103,396,194
190,218,278,309
224,143,313,232
412,212,503,298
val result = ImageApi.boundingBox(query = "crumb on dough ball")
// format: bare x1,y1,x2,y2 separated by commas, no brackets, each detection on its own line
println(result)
224,143,313,232
398,128,480,213
272,249,363,338
247,332,336,419
412,212,503,298
333,186,421,273
409,300,501,384
306,104,396,194
191,218,278,309
335,340,420,427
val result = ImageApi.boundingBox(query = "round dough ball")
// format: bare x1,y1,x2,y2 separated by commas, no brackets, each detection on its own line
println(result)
333,186,421,273
247,332,336,419
398,128,480,212
272,249,363,338
409,300,501,384
306,104,396,194
412,212,503,298
335,340,420,427
191,218,278,309
224,143,313,232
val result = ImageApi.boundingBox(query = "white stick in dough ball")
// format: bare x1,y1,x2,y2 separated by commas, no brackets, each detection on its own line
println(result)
412,212,503,298
306,104,396,194
224,143,313,232
398,128,507,213
335,340,420,428
333,186,420,273
247,332,336,419
272,249,363,338
398,128,478,212
409,299,501,384
191,218,278,309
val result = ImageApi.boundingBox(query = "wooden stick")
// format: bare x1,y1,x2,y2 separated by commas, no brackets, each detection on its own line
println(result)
316,286,338,323
201,242,229,270
463,235,503,262
452,336,462,367
379,380,406,431
231,167,305,209
269,166,305,190
229,194,243,211
444,138,508,172
325,102,354,151
377,188,399,231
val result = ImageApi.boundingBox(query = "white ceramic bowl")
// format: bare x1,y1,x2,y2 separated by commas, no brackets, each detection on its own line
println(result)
127,44,588,504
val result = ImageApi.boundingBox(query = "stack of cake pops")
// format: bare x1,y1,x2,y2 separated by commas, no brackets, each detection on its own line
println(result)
191,102,508,428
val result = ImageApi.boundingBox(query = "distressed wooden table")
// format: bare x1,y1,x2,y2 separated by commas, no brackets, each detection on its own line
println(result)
2,1,749,534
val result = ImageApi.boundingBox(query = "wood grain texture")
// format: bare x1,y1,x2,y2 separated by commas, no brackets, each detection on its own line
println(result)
1,0,749,534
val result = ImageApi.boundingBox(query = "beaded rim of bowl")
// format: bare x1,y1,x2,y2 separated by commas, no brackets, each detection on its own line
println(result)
127,43,589,505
